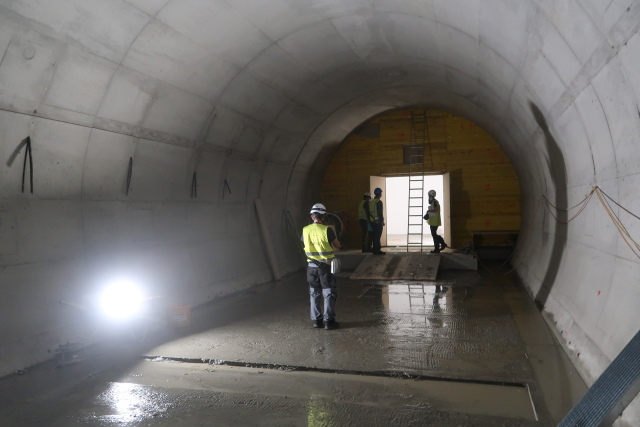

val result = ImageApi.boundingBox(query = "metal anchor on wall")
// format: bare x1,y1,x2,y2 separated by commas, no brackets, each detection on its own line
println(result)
21,136,33,194
223,178,231,199
6,136,34,194
191,171,197,198
125,157,133,195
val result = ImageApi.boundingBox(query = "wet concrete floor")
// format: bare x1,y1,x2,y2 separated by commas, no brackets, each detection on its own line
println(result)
0,257,587,426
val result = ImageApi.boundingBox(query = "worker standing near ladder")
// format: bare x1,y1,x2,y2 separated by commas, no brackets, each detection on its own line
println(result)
302,203,341,330
426,189,448,253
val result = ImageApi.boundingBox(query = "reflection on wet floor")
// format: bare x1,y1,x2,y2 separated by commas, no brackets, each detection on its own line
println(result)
94,361,537,423
94,382,173,424
0,261,586,426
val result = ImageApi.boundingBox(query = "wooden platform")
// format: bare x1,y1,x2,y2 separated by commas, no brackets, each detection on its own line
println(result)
349,252,441,281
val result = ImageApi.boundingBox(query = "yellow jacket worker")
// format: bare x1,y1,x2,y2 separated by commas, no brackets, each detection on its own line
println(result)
302,203,341,330
426,189,448,253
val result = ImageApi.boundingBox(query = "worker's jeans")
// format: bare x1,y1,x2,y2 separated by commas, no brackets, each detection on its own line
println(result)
430,225,445,249
307,264,337,322
358,219,372,251
371,222,383,253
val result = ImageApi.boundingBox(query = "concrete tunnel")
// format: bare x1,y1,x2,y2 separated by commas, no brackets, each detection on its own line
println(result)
1,0,640,424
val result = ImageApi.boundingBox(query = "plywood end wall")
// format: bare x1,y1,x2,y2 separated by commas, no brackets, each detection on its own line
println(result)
321,109,521,249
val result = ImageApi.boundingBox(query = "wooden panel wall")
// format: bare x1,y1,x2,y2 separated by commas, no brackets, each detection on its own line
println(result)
321,109,521,249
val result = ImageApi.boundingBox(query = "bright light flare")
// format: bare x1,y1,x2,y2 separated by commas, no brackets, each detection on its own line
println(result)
99,281,144,320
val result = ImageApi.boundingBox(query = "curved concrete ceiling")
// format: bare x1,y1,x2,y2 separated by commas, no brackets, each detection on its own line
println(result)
2,1,640,420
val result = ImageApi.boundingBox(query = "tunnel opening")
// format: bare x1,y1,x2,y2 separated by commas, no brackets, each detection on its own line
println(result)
385,174,446,249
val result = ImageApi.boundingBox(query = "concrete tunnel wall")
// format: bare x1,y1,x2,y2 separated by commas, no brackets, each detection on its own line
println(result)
1,0,640,423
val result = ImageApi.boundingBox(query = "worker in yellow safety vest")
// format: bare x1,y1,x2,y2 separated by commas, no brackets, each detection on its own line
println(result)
425,189,448,253
302,203,341,330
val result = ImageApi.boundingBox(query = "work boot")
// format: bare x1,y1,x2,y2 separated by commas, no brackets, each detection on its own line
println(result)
313,320,324,328
324,320,340,330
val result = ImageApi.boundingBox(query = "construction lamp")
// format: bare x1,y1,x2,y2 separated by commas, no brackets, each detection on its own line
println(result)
98,280,144,321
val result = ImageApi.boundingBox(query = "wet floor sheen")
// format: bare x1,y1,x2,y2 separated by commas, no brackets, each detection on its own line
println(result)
0,259,586,426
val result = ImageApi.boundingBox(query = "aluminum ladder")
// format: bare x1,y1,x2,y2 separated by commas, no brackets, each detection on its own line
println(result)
407,111,427,252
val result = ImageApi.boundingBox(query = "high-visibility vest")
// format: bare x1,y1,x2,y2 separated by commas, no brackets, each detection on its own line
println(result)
303,223,335,263
358,200,369,220
368,199,380,221
427,199,442,226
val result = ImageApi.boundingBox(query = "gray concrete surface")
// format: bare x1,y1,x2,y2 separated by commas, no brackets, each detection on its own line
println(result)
0,1,640,424
0,264,586,426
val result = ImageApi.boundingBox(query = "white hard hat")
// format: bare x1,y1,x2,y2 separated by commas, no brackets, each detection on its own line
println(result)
428,190,436,197
310,203,327,214
364,192,371,197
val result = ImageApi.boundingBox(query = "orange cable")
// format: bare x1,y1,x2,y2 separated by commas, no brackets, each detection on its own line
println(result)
540,186,640,259
541,189,595,224
594,188,640,257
